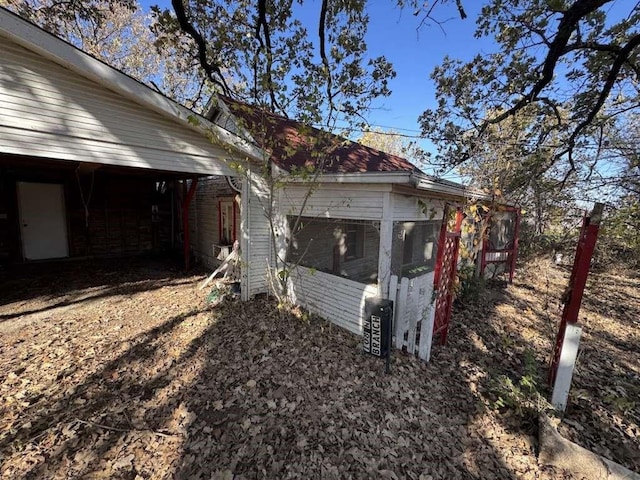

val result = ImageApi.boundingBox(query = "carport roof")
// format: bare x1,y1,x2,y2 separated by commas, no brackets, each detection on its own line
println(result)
0,7,264,168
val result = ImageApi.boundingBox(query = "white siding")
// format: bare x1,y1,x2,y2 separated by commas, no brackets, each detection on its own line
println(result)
279,183,387,221
392,194,445,221
246,168,272,297
0,40,236,175
287,266,378,335
190,177,239,268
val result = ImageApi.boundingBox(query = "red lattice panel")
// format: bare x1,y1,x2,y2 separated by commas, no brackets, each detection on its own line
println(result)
433,232,461,344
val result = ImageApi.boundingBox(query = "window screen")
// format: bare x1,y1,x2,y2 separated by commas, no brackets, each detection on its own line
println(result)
391,220,440,278
287,216,379,284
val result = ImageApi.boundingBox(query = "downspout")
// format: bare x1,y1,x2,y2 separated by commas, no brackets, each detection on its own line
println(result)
182,177,199,271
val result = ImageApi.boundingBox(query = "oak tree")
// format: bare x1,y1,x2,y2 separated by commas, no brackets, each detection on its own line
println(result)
421,0,640,191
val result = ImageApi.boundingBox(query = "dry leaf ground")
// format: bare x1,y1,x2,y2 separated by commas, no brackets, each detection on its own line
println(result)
0,257,637,479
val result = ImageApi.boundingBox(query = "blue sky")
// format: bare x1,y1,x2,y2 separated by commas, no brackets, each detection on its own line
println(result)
140,1,489,146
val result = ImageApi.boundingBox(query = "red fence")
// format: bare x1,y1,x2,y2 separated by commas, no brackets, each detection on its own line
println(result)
432,208,463,345
480,206,520,283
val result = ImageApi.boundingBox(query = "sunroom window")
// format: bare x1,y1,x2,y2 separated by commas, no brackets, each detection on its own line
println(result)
286,216,379,284
392,220,440,278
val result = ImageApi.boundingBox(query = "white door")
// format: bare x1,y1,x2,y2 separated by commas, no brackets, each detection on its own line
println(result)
17,182,69,260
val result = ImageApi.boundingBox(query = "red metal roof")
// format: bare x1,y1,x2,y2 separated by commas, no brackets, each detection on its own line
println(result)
217,97,422,175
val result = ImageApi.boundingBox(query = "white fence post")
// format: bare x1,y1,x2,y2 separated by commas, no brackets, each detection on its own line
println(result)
551,325,583,412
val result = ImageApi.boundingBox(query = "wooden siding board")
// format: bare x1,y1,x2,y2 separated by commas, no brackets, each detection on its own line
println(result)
247,170,272,296
188,177,239,269
288,266,377,335
279,184,385,220
392,194,445,222
0,40,236,175
0,127,232,176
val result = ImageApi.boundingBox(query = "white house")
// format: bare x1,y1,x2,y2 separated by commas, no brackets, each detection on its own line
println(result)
188,96,496,361
0,7,272,300
0,6,518,361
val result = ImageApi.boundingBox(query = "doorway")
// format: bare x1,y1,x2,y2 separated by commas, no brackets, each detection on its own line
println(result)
17,182,69,260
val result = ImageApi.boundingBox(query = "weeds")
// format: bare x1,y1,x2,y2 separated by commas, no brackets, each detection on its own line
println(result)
488,349,550,418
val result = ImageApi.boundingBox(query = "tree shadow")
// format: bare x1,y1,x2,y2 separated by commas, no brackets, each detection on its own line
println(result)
1,259,637,478
0,257,191,306
448,268,640,474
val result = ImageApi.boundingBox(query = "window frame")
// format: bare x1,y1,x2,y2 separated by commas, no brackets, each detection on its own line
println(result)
218,197,237,245
344,222,365,262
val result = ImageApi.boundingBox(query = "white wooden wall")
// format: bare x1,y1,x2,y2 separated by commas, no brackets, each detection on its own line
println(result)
392,193,445,221
279,183,389,220
241,167,273,298
0,40,235,175
287,266,378,335
189,177,238,268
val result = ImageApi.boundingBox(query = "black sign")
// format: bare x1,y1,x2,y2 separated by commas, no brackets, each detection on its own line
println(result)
363,298,392,358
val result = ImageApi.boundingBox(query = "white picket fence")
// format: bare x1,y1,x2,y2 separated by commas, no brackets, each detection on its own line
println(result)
388,272,437,362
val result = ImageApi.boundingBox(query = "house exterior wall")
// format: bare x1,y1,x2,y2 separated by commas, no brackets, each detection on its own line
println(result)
287,266,378,335
188,176,238,269
242,167,272,298
278,183,389,220
274,182,389,333
392,193,445,222
274,184,456,339
0,39,235,176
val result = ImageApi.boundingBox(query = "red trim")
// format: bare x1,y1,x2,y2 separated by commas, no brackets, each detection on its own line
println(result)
218,197,238,244
182,178,198,271
433,205,450,289
454,207,464,232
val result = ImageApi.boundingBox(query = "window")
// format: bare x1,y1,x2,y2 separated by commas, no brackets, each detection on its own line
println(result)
392,221,439,278
344,223,365,261
218,198,237,245
287,216,379,284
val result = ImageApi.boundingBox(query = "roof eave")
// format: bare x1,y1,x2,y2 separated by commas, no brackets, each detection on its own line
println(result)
0,7,265,163
411,173,491,201
281,171,415,184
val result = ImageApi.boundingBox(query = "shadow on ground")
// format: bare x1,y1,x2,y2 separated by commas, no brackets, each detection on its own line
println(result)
1,258,636,478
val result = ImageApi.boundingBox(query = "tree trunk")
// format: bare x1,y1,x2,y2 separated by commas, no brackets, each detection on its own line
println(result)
538,414,640,480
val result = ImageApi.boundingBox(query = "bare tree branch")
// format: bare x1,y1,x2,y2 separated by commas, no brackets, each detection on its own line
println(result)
170,0,230,95
255,0,283,114
480,0,613,132
318,0,334,119
567,34,640,149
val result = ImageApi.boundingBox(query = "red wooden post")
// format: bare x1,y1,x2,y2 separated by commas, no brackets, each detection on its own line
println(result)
480,211,490,278
548,203,603,387
432,206,464,345
182,177,199,271
454,207,464,233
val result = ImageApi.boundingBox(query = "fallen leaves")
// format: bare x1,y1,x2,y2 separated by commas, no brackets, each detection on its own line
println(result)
0,258,637,479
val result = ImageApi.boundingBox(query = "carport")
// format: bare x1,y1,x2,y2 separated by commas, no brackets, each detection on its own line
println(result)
0,7,262,270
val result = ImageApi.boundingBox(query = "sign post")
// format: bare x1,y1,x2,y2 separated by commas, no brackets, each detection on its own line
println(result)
363,298,393,373
549,203,603,411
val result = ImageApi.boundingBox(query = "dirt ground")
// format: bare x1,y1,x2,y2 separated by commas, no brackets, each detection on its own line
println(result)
0,257,638,479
